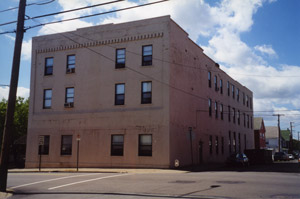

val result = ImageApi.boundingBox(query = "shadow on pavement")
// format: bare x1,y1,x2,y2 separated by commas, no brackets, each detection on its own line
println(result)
180,161,300,173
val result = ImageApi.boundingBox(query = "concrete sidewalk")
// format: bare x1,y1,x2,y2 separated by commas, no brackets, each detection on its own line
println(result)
8,167,188,174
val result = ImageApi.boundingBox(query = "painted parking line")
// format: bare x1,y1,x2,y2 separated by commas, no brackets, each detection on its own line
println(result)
10,173,102,189
48,173,133,190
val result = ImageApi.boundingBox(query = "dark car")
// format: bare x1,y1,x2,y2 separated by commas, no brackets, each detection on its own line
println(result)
226,153,249,166
274,152,289,161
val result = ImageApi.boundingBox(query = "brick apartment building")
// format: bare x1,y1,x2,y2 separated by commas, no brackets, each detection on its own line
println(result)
25,16,254,168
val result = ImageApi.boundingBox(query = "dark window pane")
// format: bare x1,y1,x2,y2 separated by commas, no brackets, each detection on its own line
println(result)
61,135,72,155
38,135,50,155
111,135,124,156
142,45,152,66
139,135,152,156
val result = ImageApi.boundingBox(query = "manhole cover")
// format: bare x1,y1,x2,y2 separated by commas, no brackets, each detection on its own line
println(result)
169,180,196,184
216,181,245,184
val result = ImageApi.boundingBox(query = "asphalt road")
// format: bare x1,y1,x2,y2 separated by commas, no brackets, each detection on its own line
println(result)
6,163,300,199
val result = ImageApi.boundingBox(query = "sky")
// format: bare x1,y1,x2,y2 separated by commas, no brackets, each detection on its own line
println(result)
0,0,299,137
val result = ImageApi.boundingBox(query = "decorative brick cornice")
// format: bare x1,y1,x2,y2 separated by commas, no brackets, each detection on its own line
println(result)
36,32,164,54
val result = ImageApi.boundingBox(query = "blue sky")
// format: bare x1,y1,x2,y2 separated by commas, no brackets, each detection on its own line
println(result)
0,0,299,135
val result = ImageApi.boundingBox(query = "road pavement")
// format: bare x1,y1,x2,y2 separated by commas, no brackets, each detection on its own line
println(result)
2,161,300,199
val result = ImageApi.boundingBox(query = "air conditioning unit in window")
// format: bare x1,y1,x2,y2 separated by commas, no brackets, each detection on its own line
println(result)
64,102,74,108
66,68,75,73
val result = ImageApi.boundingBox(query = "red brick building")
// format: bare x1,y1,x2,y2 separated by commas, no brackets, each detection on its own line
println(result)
254,117,266,149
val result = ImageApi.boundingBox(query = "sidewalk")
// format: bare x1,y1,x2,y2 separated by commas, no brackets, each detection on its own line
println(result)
8,167,188,174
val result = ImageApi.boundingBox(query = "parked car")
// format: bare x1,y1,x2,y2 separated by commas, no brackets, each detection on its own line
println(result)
288,154,294,160
292,151,299,159
274,152,289,161
226,153,249,166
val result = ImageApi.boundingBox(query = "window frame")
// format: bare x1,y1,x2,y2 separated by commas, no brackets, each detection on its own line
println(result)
43,89,52,109
220,79,223,94
215,136,219,155
214,75,218,91
209,135,213,155
116,48,126,69
228,131,232,154
141,81,152,104
66,55,75,73
61,135,72,155
65,87,74,104
111,134,124,156
208,72,211,88
220,104,223,120
142,45,153,66
208,98,212,117
138,134,152,156
215,101,218,118
44,57,53,76
115,83,125,105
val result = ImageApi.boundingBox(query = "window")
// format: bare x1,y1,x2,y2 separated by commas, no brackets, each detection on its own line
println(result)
232,107,235,123
139,134,152,156
208,99,212,117
228,106,231,122
215,101,218,118
237,110,240,125
214,75,218,91
65,87,74,107
141,82,152,104
43,89,52,109
221,137,224,155
244,134,247,150
116,49,125,68
215,136,219,155
61,135,72,155
238,133,241,152
220,104,223,120
232,85,235,99
246,95,249,107
243,92,245,105
111,135,124,156
243,113,246,127
208,72,211,88
247,115,250,128
142,45,152,66
66,55,75,73
227,81,230,96
220,79,223,94
233,132,236,153
236,88,239,102
250,97,253,109
115,84,125,105
38,135,50,155
209,135,213,154
228,131,232,154
45,57,53,75
251,116,253,129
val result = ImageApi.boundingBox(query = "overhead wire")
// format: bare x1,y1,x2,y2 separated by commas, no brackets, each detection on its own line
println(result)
0,0,56,13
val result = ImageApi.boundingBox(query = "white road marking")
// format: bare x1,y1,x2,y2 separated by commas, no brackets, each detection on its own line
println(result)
10,173,102,189
48,173,133,190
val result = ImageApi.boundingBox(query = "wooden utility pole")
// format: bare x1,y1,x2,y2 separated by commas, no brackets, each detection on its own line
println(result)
273,114,284,152
0,0,26,192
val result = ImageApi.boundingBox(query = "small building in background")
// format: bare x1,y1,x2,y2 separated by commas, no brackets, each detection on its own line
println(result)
265,126,279,155
253,117,266,149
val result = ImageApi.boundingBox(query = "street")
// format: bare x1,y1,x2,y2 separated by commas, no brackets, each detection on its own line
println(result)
6,162,300,199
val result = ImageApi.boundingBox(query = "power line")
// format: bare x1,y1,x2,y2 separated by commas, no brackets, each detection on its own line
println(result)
25,0,169,30
0,0,56,13
0,0,124,27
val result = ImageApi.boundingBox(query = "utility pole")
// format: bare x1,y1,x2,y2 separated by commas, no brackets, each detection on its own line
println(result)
290,122,294,153
0,0,26,192
273,114,284,152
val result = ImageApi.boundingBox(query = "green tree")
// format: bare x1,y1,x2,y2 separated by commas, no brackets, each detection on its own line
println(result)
0,97,29,154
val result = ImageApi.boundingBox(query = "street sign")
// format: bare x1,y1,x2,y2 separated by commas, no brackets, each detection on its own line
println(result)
38,136,44,145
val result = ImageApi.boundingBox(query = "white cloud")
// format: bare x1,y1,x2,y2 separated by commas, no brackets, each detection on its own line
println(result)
254,44,277,57
21,39,32,61
0,87,30,100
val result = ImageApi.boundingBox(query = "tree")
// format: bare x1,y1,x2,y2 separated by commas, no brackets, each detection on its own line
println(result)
0,97,29,167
